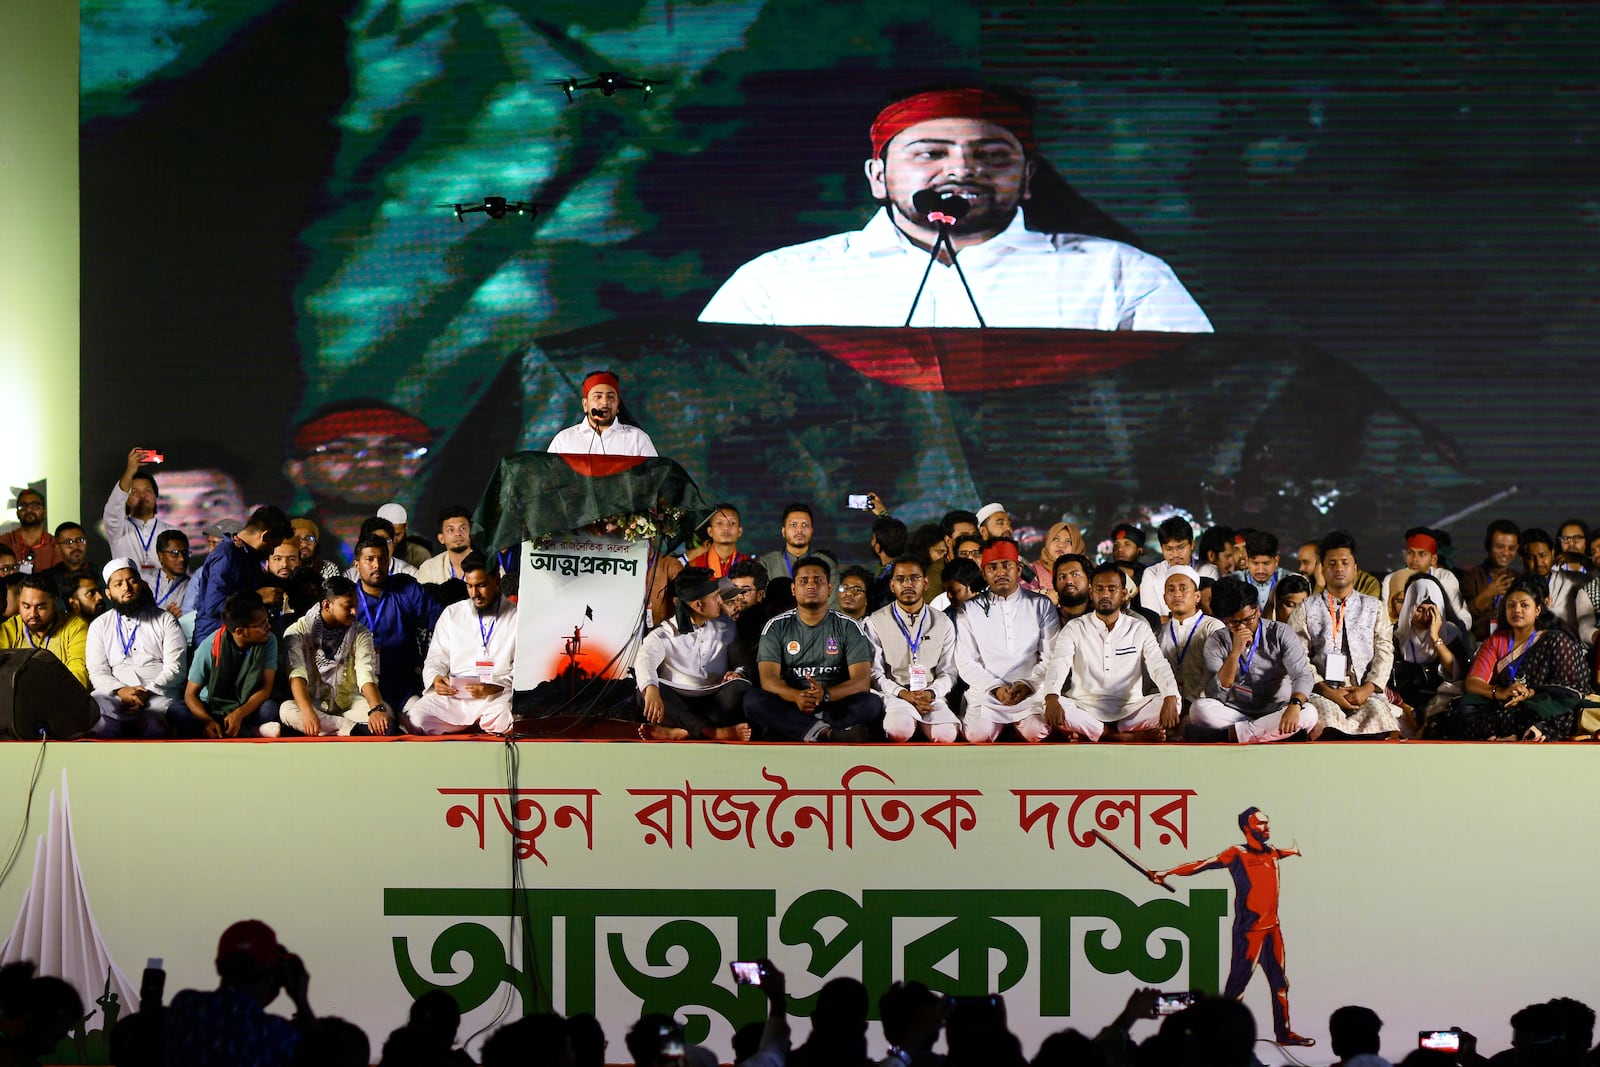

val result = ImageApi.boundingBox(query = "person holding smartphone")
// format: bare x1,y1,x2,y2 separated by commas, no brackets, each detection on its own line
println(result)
163,919,316,1067
103,446,178,583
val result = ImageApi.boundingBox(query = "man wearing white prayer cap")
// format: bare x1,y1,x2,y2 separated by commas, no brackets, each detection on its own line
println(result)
85,557,189,737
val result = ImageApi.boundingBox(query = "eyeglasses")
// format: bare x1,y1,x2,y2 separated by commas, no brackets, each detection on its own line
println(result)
1559,534,1586,545
16,502,43,512
0,564,17,575
60,537,88,547
160,548,190,558
839,585,868,595
299,534,319,544
890,575,926,584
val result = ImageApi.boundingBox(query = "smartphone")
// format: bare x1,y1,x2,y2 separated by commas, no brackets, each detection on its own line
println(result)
847,494,872,511
1419,1030,1461,1053
140,957,166,1011
139,450,165,464
729,961,764,986
1155,991,1197,1015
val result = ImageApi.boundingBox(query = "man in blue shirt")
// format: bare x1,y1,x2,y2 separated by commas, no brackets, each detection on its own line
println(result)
192,506,295,646
351,534,443,711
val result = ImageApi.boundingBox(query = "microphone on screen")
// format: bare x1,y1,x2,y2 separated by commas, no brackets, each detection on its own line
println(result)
911,189,971,227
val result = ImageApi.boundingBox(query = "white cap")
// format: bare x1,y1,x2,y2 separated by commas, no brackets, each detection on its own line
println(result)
1166,564,1201,588
975,502,1007,526
377,503,408,525
102,558,139,585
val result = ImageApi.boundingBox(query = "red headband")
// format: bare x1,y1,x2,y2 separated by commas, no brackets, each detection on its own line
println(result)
1406,533,1439,554
980,540,1020,567
582,371,620,396
870,89,1035,159
293,407,431,455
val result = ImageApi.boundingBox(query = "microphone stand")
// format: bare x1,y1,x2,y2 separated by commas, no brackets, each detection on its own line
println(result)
902,213,987,328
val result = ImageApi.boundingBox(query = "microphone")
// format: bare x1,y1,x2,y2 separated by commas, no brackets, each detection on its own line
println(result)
911,189,971,227
902,191,986,328
589,409,606,419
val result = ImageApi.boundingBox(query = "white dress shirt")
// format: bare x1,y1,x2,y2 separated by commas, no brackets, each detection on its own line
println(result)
102,482,178,581
422,597,519,690
699,209,1213,331
635,615,740,693
1042,611,1179,721
547,420,658,457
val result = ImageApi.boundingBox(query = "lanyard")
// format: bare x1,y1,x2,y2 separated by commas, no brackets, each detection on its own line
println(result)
154,574,182,607
22,626,50,652
1168,612,1203,667
1238,623,1264,677
893,608,928,658
497,548,516,575
133,517,159,554
477,605,499,650
1505,633,1537,682
1325,592,1347,644
783,552,796,579
116,616,141,659
356,587,388,633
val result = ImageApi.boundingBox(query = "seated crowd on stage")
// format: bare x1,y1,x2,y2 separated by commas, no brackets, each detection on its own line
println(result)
4,921,1590,1067
2,427,1598,743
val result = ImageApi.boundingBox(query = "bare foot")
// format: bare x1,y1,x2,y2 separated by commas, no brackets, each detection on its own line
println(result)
1307,722,1325,741
707,724,752,741
639,723,690,741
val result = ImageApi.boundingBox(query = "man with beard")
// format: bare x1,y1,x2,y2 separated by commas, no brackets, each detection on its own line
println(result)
290,517,342,581
0,574,89,687
745,556,882,742
86,559,188,737
1160,565,1226,710
700,87,1210,330
352,535,442,711
64,574,107,623
546,369,657,456
0,489,59,574
102,447,178,581
281,576,392,736
758,503,839,592
42,523,95,591
416,505,476,585
406,553,517,735
1041,562,1181,741
152,530,191,619
955,538,1060,743
1052,553,1095,625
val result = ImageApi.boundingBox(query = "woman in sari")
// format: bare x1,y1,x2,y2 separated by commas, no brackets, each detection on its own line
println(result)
1389,572,1471,731
1426,575,1587,741
1029,522,1084,603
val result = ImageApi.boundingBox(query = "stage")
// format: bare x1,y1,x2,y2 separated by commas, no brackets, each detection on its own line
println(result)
1,735,1593,1064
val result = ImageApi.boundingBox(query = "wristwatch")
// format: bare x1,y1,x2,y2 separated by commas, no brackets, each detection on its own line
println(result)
821,688,832,704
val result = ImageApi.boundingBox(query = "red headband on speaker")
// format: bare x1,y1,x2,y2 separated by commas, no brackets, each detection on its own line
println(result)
870,89,1035,158
581,371,620,396
980,540,1020,567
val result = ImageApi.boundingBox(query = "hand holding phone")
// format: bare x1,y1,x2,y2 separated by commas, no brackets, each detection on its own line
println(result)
729,961,765,986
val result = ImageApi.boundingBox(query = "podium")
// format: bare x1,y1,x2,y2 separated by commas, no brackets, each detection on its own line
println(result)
472,452,708,710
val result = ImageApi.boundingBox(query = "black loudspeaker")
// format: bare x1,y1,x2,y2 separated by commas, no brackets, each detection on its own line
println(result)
0,648,99,740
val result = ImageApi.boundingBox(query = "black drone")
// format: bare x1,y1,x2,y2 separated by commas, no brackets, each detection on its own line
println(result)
548,71,660,102
440,196,547,222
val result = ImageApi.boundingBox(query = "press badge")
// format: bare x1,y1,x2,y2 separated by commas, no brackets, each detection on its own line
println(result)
909,665,930,691
1232,680,1254,702
1324,652,1348,684
476,659,495,683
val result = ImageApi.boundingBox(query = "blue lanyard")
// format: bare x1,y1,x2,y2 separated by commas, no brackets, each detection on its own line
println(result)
477,606,499,649
23,626,49,651
356,587,388,632
116,617,141,658
497,548,516,575
783,553,796,579
154,574,181,607
1504,633,1536,682
133,517,158,554
1168,612,1203,667
892,608,928,658
1238,623,1264,677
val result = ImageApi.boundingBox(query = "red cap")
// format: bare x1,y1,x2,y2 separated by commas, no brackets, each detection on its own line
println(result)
292,406,431,456
870,89,1035,159
980,540,1020,567
1406,532,1439,554
581,371,620,396
216,919,281,972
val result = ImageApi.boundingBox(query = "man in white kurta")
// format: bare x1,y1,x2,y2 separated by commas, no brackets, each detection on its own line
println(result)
1156,565,1226,708
1041,564,1181,741
405,556,518,735
955,540,1060,743
87,559,188,737
546,369,658,457
866,558,960,743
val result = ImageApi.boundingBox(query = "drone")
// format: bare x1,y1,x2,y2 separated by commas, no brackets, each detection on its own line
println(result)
439,196,547,222
548,72,660,102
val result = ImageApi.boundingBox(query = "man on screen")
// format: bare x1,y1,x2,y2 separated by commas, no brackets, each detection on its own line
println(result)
699,87,1211,330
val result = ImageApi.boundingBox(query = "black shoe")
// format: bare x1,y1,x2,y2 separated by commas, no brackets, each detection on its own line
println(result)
829,724,871,743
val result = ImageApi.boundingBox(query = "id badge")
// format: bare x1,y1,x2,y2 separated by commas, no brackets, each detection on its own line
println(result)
1232,680,1254,703
476,659,495,683
908,664,930,692
1324,651,1349,684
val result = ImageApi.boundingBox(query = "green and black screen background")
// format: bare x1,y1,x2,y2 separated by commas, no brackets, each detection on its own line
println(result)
79,1,1600,556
